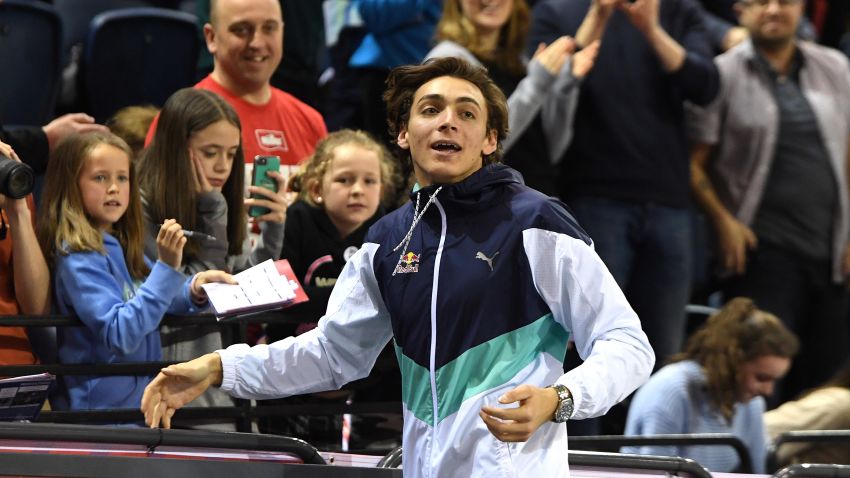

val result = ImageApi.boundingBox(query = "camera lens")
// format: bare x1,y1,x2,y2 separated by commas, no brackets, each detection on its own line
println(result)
0,154,34,199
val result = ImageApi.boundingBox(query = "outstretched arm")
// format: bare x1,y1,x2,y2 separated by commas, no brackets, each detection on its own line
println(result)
142,352,223,428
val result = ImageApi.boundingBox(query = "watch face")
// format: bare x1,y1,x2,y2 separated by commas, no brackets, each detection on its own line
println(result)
555,400,572,422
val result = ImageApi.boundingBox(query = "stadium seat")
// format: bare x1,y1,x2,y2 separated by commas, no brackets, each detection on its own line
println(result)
81,7,200,122
0,0,61,125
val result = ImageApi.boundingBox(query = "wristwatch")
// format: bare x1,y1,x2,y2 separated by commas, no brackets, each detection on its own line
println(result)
548,384,574,423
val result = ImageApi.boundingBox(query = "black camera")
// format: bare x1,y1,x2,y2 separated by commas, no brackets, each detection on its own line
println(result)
0,154,34,199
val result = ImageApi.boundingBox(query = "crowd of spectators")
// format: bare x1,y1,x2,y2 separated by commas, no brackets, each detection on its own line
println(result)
3,0,850,471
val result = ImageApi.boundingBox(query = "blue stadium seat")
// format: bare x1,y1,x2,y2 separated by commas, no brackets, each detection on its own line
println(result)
81,7,199,122
53,0,155,67
0,0,61,125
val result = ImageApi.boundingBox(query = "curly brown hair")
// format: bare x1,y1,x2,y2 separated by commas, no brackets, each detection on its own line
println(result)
670,297,799,422
383,56,509,167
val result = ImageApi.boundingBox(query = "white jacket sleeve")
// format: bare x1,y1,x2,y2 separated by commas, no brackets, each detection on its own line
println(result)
522,228,654,419
218,243,393,399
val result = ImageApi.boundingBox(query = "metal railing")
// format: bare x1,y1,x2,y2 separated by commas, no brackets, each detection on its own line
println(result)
0,312,403,436
569,433,754,473
768,430,850,472
377,446,713,477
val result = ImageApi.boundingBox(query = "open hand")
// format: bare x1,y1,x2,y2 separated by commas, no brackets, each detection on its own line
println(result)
532,36,575,76
572,40,601,78
142,353,224,428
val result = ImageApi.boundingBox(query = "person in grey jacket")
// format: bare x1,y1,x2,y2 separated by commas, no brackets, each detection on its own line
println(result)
426,0,599,195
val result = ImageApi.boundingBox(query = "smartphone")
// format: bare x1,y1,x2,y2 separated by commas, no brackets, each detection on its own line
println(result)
249,155,281,217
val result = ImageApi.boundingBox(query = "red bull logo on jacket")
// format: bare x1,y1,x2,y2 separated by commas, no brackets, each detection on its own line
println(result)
394,251,420,274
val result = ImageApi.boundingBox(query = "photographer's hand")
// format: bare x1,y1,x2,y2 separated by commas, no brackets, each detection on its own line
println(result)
0,141,50,314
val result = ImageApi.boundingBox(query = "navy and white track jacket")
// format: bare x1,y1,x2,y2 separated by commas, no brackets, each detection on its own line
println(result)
219,164,654,477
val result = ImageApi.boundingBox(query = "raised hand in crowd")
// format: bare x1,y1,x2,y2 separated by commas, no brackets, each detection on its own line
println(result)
531,36,575,76
621,0,660,36
572,40,601,78
622,0,686,71
157,219,187,270
576,0,622,47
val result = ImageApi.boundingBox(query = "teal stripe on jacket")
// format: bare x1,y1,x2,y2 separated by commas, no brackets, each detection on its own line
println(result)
396,314,570,425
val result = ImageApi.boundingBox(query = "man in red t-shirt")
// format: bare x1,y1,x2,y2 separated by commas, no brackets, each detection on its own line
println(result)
147,0,327,168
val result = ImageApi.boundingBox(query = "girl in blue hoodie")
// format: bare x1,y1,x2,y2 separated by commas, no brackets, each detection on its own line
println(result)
38,131,234,413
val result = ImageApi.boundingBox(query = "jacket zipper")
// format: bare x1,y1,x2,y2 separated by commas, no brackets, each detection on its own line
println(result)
428,199,447,475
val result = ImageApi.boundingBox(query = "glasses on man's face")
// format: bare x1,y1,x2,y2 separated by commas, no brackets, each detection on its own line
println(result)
746,0,801,7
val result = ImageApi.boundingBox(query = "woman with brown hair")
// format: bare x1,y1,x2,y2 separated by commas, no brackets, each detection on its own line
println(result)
623,297,799,473
138,88,289,425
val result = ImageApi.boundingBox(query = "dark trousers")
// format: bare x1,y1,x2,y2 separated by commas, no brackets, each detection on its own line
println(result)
723,242,849,405
569,196,692,364
566,196,692,436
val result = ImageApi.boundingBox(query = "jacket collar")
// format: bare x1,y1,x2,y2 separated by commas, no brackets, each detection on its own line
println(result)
410,163,522,207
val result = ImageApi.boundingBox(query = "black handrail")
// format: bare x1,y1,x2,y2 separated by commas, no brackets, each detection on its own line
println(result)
0,422,326,465
569,450,713,477
2,312,403,434
569,433,754,473
0,311,297,327
0,361,175,376
38,401,403,425
376,446,712,477
774,464,850,477
768,430,850,472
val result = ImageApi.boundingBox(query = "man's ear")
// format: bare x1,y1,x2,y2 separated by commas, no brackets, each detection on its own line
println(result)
482,129,497,156
397,127,410,150
203,23,217,55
